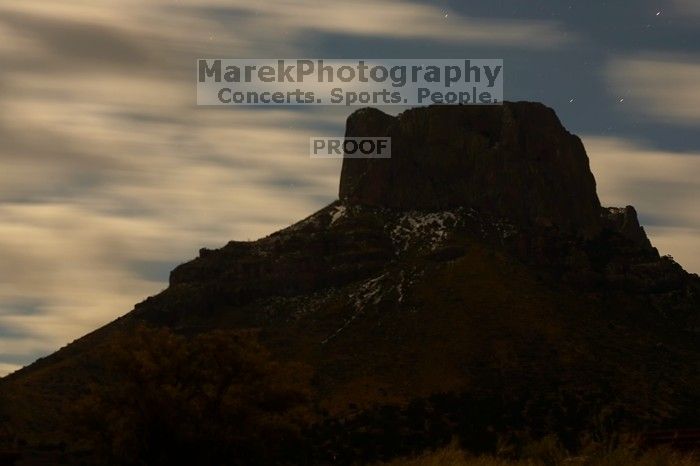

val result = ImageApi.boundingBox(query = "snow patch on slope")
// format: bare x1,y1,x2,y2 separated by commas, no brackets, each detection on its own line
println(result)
330,205,347,225
388,210,460,252
321,272,392,344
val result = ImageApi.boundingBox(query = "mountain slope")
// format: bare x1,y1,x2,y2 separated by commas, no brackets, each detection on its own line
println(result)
1,103,698,463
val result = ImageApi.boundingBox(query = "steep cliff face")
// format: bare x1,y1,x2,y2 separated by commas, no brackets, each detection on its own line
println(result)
340,103,602,236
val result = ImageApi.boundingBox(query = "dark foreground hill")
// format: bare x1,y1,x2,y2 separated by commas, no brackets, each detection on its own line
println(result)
1,103,698,465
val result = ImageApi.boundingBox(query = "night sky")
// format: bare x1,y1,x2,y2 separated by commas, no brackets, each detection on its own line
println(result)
0,0,698,374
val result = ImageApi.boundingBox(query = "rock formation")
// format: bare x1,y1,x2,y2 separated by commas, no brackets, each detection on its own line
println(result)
340,103,602,236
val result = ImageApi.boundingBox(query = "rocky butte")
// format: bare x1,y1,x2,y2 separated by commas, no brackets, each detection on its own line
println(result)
0,102,698,464
340,103,602,235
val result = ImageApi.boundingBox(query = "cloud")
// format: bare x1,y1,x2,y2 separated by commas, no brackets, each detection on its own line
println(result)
0,10,152,70
199,0,576,48
0,363,22,377
673,0,700,16
584,136,700,273
606,55,700,125
0,0,575,60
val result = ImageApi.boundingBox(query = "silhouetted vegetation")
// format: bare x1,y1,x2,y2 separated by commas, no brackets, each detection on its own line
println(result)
376,439,700,466
307,390,646,465
72,325,314,466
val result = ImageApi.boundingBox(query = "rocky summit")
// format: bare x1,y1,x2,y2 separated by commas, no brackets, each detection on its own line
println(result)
340,103,602,235
1,103,698,465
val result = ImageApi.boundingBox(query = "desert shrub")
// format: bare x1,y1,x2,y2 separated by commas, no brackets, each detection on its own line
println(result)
72,324,313,466
376,441,700,466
